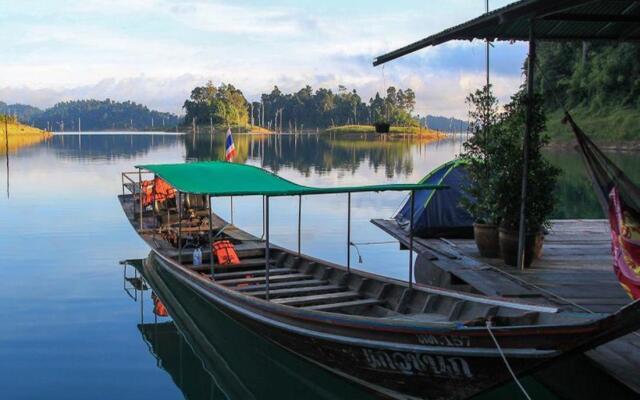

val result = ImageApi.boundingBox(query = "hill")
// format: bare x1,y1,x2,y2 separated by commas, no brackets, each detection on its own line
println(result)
0,99,180,131
536,42,640,142
419,115,468,133
0,115,52,154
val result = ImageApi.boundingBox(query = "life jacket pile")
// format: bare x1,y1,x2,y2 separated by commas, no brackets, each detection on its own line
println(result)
141,177,177,207
213,240,241,265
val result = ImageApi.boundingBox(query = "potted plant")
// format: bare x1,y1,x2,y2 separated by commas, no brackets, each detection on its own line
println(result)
492,88,560,268
460,85,502,258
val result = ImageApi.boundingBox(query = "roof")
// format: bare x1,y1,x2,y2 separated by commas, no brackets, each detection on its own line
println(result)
136,161,445,197
374,0,640,66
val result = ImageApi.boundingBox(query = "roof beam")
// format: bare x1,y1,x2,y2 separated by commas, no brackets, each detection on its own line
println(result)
543,13,640,23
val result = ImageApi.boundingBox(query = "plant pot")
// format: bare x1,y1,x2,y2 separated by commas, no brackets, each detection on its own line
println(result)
499,227,544,268
473,222,500,258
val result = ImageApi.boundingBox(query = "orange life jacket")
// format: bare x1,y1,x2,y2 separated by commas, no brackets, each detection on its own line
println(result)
213,240,240,265
152,293,169,317
141,177,176,207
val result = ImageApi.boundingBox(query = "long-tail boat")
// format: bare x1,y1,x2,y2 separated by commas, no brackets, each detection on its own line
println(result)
119,161,640,400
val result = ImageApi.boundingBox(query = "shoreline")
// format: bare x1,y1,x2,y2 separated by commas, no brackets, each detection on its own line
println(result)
548,139,640,152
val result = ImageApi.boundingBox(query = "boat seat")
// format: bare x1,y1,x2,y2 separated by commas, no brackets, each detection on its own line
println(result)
214,268,294,280
303,298,383,312
249,284,344,299
235,279,329,293
273,291,361,307
219,273,314,287
188,258,276,273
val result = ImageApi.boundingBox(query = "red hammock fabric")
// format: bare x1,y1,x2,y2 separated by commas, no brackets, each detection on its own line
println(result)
566,112,640,300
609,187,640,299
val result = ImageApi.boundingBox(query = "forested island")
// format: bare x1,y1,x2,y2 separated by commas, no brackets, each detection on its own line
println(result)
0,99,180,132
536,42,640,142
183,82,462,134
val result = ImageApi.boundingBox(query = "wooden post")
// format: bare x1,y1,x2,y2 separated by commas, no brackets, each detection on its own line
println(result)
409,191,415,288
178,191,183,263
265,196,271,300
517,21,536,271
208,195,214,280
347,192,351,273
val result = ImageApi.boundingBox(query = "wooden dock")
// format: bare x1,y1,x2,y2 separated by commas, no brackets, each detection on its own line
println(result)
372,218,640,395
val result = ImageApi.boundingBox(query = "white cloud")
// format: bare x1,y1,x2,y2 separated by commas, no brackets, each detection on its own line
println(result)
2,0,527,118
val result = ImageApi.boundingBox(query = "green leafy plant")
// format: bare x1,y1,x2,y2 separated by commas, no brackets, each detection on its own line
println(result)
460,85,502,224
492,88,561,231
461,84,560,231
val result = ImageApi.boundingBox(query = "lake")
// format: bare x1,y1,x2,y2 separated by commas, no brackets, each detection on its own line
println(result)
1,131,637,399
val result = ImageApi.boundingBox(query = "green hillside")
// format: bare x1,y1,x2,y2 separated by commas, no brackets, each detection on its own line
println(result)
536,42,640,142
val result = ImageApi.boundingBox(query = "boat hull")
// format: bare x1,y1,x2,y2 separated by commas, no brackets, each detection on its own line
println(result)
146,250,551,399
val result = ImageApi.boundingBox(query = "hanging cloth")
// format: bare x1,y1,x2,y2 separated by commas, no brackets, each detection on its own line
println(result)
565,112,640,299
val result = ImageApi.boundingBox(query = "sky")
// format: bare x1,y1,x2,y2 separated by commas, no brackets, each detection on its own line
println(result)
1,0,529,118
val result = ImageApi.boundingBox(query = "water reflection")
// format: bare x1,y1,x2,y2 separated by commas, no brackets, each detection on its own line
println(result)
184,132,444,179
2,131,640,399
49,133,183,161
127,258,371,400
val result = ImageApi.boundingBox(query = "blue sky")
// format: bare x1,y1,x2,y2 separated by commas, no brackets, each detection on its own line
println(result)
2,0,528,118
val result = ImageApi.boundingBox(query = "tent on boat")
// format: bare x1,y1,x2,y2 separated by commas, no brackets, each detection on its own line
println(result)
394,159,475,238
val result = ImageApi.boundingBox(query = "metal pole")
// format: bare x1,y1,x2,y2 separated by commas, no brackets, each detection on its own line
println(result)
178,191,183,264
347,192,351,273
486,0,490,88
409,191,415,288
208,194,214,280
265,196,271,301
517,21,536,271
297,195,302,255
152,174,157,239
138,168,143,231
230,196,234,225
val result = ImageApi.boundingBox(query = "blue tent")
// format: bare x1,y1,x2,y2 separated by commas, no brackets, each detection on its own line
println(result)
395,159,475,238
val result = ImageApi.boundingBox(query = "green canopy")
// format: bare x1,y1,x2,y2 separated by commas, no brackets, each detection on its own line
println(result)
136,161,446,197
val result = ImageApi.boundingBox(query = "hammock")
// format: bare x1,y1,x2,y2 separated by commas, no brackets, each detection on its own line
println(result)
565,112,640,299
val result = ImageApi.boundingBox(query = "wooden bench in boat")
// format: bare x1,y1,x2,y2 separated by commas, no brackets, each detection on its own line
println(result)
249,284,345,299
272,291,362,307
235,279,330,293
218,273,314,287
304,298,384,312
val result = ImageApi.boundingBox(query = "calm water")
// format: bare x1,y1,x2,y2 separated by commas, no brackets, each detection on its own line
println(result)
1,132,638,399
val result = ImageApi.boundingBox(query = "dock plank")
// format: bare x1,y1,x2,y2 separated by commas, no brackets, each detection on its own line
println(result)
371,218,640,393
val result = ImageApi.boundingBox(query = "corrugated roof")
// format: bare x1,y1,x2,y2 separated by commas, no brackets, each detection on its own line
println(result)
374,0,640,66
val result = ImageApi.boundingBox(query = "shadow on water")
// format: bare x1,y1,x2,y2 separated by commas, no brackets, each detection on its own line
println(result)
126,258,373,400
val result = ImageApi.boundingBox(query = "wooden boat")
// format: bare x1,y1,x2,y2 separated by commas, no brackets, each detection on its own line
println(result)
119,161,640,400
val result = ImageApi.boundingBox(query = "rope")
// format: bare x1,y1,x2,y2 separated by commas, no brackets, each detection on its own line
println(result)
486,321,533,400
350,240,398,246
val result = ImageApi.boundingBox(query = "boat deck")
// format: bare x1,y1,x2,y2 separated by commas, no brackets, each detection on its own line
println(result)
372,218,640,394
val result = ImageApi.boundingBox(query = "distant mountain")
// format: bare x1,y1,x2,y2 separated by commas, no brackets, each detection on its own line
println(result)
420,115,468,133
1,99,180,131
0,101,43,122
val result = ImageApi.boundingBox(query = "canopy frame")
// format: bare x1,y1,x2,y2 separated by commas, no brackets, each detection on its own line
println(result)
135,162,441,300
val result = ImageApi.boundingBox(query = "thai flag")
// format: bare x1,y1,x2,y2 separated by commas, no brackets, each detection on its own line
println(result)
225,127,237,161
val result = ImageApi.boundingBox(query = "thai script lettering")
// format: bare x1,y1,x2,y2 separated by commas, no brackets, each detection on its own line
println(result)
362,348,473,378
417,334,471,347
